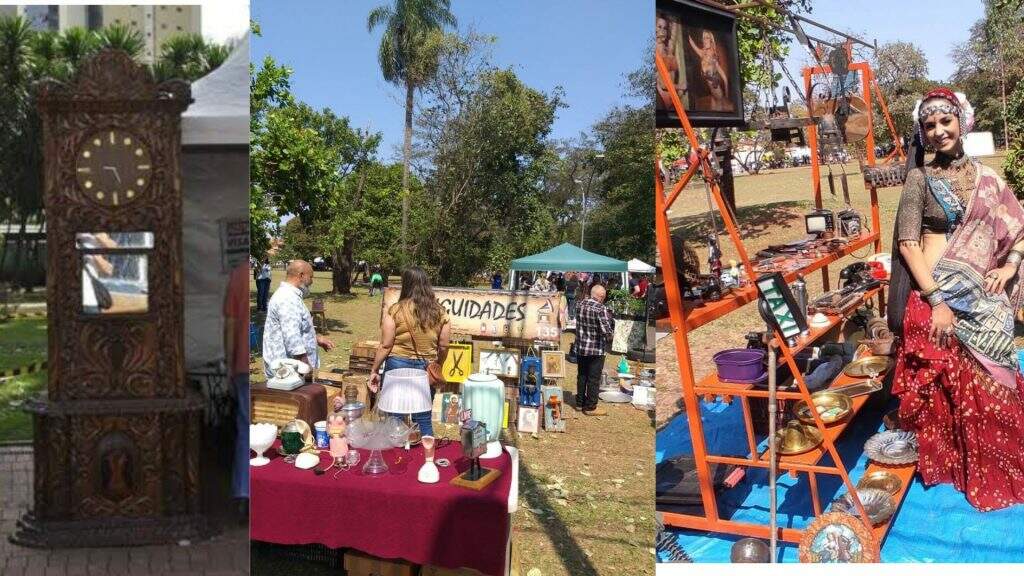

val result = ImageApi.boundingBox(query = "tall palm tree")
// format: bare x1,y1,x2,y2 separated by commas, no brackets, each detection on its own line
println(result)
367,0,455,262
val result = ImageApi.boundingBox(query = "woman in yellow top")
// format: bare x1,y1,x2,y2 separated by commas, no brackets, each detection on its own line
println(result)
351,266,450,436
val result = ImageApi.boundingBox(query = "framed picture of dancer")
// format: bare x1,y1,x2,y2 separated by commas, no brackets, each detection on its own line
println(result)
655,0,744,127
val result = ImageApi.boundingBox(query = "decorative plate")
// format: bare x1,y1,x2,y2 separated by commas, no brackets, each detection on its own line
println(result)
864,430,918,465
857,470,903,497
798,512,879,563
831,488,896,525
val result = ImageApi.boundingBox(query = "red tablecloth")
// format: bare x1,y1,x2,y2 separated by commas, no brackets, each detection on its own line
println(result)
251,440,512,575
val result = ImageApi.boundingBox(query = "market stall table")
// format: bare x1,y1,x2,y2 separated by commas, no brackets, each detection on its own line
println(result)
251,439,516,575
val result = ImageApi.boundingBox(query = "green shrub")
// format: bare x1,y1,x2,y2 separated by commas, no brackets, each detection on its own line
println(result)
1004,82,1024,199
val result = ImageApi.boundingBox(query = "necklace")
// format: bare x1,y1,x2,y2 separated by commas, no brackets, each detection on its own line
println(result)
929,152,975,205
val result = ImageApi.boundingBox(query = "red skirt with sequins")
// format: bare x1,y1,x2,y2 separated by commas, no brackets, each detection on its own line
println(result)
892,290,1024,511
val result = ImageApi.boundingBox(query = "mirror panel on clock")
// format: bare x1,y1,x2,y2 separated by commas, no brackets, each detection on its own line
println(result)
75,128,153,207
75,232,153,315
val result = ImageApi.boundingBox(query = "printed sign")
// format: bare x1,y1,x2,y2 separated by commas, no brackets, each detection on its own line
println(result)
382,287,562,341
219,218,250,272
442,343,473,383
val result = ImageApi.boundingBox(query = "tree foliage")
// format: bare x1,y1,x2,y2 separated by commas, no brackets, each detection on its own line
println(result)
871,41,931,145
951,2,1024,147
414,31,562,284
1004,82,1024,197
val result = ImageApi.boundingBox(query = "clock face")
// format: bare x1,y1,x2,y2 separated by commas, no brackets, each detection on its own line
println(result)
75,129,152,206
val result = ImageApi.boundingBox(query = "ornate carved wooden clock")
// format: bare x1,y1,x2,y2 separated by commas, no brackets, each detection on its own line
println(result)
14,50,206,547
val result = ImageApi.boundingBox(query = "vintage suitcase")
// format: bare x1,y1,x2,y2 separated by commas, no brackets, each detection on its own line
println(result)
343,550,415,576
251,382,327,428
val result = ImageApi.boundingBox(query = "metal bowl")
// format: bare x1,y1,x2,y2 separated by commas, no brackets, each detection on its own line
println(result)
730,538,770,563
774,420,824,455
831,488,896,525
794,391,854,425
339,400,366,423
843,355,894,378
857,470,903,497
864,430,918,465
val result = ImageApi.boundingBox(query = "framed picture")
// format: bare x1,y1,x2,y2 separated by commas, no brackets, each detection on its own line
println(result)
541,350,565,379
479,348,520,378
517,406,540,434
755,272,808,338
655,0,744,127
442,342,473,383
798,512,879,563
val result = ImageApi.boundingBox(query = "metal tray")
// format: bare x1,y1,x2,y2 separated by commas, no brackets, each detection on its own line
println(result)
832,488,896,525
864,430,918,465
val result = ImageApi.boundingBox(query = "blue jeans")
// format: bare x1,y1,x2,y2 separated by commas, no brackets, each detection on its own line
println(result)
382,356,434,437
256,278,271,311
232,373,250,499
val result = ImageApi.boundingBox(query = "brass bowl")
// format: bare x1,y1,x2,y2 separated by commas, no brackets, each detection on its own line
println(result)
844,355,894,378
794,391,854,425
857,470,903,497
774,420,824,455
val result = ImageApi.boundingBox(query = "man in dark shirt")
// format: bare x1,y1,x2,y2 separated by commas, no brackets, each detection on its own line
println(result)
574,284,615,415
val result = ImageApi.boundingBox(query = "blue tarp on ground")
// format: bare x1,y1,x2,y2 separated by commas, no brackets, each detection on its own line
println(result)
656,398,1024,562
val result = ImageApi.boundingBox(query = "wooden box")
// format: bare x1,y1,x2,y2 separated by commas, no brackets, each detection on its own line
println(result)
251,382,327,428
316,371,370,406
343,550,415,576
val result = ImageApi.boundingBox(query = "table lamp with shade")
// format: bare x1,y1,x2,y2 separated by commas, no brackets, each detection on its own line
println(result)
462,373,504,459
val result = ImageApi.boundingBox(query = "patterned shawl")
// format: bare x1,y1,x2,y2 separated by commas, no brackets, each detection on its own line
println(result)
933,162,1024,387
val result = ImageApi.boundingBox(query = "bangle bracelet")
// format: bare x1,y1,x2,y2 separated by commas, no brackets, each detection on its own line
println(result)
926,290,944,306
921,285,938,297
1007,251,1023,267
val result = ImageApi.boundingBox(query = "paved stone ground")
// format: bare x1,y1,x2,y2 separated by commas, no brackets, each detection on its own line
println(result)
0,444,250,575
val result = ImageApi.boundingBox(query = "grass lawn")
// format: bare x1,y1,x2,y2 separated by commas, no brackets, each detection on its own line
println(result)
656,153,1011,426
0,316,47,442
252,271,655,576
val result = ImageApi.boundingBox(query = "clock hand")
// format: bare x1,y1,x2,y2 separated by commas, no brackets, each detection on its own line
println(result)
103,166,122,184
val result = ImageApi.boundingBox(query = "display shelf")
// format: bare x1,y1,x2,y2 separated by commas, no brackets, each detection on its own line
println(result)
655,51,904,553
693,286,882,397
763,372,875,468
680,231,880,332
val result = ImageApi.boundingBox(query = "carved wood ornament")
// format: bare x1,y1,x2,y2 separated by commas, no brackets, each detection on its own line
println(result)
15,49,206,548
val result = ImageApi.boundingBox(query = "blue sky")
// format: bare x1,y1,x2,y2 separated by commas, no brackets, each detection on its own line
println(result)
779,1,985,89
251,0,651,163
252,0,987,161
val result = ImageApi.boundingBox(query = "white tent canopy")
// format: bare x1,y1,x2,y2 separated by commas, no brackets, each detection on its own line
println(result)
181,34,250,369
628,258,655,274
182,34,249,146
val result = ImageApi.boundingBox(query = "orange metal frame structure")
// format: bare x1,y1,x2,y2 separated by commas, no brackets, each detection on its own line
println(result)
655,50,915,547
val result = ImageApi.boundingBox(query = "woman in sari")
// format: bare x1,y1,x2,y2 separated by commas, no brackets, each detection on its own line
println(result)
888,88,1024,510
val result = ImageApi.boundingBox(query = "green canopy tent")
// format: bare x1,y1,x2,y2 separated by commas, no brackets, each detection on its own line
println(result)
508,243,628,290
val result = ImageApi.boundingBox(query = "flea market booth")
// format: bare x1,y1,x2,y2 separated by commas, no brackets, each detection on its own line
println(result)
654,0,1024,564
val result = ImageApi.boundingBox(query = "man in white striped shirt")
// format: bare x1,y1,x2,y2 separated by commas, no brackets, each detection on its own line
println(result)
262,260,334,378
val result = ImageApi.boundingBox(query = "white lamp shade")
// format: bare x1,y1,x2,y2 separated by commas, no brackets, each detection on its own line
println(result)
462,373,504,443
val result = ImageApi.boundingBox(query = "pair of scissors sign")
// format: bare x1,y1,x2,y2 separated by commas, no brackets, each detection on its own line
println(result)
448,350,466,377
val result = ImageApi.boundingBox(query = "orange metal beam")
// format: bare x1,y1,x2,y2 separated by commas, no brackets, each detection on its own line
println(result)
656,170,719,522
660,512,806,544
